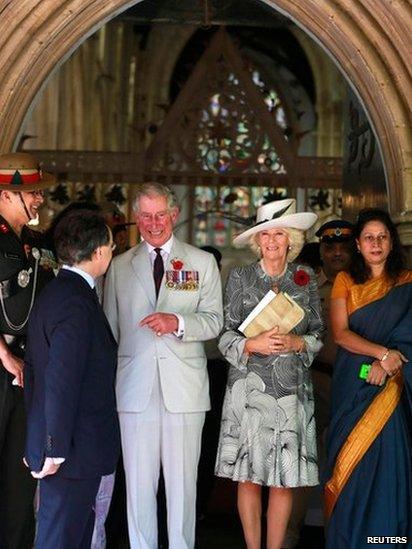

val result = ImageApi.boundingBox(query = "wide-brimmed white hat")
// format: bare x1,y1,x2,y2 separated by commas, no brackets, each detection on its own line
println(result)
233,198,317,246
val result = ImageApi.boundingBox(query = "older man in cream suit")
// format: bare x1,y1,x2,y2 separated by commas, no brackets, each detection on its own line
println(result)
104,183,223,549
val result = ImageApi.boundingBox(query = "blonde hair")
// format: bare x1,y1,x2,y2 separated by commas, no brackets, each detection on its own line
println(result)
249,227,304,262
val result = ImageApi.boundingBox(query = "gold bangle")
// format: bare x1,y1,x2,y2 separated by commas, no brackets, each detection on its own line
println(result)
380,349,390,362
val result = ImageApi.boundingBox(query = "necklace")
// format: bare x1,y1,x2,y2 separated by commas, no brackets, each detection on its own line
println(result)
260,260,287,293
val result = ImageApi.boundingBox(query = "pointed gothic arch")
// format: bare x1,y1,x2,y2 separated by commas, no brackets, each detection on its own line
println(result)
145,28,295,186
0,0,410,242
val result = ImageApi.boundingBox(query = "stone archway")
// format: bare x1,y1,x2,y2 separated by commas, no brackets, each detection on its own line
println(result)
0,0,410,238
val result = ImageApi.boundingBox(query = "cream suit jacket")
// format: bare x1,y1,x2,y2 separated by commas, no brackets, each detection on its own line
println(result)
103,237,223,413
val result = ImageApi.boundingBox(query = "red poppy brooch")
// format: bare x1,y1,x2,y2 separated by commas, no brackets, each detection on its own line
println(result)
171,258,184,270
294,269,310,286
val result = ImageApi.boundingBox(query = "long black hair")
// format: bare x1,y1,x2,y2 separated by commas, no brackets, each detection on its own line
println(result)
350,208,405,284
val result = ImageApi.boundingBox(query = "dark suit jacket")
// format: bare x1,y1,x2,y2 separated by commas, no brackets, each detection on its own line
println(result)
24,269,120,479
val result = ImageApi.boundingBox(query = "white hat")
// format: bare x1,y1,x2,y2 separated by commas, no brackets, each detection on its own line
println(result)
233,198,317,246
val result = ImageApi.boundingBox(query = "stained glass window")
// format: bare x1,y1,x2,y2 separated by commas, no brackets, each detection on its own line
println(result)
193,64,292,247
194,68,288,177
252,70,287,131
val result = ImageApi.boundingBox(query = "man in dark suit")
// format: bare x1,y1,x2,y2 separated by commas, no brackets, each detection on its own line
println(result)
24,209,120,549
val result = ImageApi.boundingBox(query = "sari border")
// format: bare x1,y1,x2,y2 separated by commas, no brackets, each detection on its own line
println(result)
346,272,412,317
324,372,403,519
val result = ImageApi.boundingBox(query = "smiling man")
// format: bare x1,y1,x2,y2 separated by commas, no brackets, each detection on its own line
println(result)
0,152,56,549
104,183,223,549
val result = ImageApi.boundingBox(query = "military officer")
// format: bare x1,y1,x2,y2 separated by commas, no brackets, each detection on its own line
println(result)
0,152,56,549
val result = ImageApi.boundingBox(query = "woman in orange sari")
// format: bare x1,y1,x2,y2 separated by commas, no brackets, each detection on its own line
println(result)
325,208,412,548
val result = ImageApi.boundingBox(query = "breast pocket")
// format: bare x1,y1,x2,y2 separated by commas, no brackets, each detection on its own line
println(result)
164,288,200,313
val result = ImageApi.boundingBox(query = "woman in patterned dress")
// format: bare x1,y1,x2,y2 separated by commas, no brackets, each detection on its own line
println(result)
215,199,323,549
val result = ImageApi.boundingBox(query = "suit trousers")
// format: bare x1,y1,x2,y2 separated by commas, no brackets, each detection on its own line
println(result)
119,367,205,549
35,474,101,549
0,369,36,549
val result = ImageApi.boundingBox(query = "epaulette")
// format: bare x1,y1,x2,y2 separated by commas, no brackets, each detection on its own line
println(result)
0,222,11,235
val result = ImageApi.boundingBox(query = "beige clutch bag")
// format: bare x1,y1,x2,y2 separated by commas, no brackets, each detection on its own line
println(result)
238,290,304,338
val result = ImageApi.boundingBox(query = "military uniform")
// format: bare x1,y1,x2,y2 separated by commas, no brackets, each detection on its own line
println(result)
0,216,56,549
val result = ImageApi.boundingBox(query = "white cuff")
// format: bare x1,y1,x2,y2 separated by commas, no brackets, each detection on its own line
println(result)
174,314,185,338
30,456,65,479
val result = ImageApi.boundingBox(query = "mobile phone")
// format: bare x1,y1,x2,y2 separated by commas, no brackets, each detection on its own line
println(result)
359,363,371,380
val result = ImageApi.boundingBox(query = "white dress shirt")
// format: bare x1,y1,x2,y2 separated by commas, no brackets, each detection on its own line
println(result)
145,236,185,337
62,264,95,288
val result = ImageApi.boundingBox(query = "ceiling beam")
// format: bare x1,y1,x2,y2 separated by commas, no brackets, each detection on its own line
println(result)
28,149,342,188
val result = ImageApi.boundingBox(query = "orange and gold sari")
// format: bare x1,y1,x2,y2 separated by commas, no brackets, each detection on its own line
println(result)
324,271,412,549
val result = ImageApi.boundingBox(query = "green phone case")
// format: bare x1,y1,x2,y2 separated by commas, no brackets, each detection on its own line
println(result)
359,363,371,379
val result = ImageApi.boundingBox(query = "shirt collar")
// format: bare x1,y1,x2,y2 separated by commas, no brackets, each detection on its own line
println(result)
62,265,95,289
145,234,174,256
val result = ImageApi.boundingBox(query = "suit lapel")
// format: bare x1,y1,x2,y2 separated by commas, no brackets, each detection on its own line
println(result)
89,286,117,345
166,238,196,270
131,243,156,307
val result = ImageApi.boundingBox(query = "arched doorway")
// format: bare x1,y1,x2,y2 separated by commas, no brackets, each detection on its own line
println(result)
0,0,410,245
20,19,344,246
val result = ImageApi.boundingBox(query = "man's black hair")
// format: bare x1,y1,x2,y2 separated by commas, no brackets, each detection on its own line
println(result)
54,209,110,266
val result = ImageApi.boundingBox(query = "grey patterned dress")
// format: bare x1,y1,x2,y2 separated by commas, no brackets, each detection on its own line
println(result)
215,261,324,487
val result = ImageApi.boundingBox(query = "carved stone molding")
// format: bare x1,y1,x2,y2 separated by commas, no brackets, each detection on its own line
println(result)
0,0,410,214
0,0,138,148
393,211,412,258
271,0,412,215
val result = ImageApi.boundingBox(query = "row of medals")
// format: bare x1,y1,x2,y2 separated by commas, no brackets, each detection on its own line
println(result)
165,270,199,291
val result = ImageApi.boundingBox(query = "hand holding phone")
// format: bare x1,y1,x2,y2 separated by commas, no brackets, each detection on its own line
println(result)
359,361,387,385
358,363,371,380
